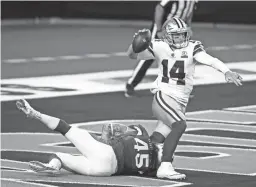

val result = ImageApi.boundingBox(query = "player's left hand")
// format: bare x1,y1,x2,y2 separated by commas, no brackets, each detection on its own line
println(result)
225,71,243,86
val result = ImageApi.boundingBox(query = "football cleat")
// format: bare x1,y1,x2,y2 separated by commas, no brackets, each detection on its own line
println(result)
157,162,186,180
29,161,60,174
16,99,41,119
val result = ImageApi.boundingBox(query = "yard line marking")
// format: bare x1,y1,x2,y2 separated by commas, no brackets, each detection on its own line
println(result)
4,59,28,63
58,55,83,60
86,54,111,58
1,61,256,101
2,178,57,187
207,46,230,50
176,167,255,176
224,105,256,110
3,44,256,64
31,57,56,62
232,44,254,49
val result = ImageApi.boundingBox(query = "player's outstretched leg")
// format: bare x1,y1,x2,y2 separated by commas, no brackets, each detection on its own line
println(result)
152,91,186,180
16,99,117,176
16,99,63,131
125,59,154,97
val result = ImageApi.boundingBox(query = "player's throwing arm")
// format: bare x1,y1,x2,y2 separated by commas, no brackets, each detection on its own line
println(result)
127,29,152,59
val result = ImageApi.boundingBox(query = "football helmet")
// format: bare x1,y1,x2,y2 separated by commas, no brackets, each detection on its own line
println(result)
162,17,190,48
101,123,128,141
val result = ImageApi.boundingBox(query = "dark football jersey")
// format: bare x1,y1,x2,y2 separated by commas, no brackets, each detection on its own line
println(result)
122,135,154,174
111,125,157,175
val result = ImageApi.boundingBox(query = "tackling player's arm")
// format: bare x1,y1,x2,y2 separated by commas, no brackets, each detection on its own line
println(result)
193,42,243,86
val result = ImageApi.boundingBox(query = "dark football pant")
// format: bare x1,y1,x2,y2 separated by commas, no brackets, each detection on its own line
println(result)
127,59,155,88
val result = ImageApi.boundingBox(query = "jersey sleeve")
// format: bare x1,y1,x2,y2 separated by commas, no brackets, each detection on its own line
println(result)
192,41,205,56
194,50,230,74
137,42,156,60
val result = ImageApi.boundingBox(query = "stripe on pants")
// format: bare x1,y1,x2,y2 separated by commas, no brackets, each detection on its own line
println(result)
155,91,182,122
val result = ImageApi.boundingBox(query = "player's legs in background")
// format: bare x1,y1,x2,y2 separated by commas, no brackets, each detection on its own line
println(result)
152,91,187,180
125,22,157,97
16,99,117,176
125,59,154,97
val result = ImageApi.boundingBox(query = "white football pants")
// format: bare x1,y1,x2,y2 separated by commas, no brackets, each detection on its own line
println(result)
56,127,118,176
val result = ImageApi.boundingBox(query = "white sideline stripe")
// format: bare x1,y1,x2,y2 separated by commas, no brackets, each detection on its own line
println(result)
2,61,256,102
187,127,256,134
1,159,29,164
2,60,256,80
1,176,176,187
32,57,56,62
2,44,256,63
176,167,254,176
223,109,256,114
188,118,256,125
161,183,192,187
128,176,192,187
58,55,84,60
4,59,28,63
176,150,230,159
1,166,28,171
1,178,57,187
224,105,256,110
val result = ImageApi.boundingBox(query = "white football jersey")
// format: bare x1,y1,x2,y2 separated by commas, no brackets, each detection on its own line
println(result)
137,39,204,106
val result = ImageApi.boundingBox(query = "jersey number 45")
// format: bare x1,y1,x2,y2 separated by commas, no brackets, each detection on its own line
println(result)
134,138,149,168
162,59,185,85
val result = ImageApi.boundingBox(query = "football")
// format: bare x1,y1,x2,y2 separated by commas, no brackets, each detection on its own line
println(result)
132,29,151,53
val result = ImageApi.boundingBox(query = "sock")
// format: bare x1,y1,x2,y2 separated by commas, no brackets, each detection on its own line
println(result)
161,121,187,162
150,131,165,143
55,120,71,135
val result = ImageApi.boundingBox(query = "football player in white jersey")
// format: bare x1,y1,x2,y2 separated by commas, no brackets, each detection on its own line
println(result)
127,17,242,180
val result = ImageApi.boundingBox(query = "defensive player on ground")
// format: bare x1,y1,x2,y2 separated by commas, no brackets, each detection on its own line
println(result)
16,99,164,177
127,17,243,180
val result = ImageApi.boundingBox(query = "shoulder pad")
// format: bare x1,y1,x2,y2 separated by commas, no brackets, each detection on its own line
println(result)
192,40,205,56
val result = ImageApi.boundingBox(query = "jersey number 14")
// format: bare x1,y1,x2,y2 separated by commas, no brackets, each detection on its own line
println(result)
134,138,149,168
162,59,185,85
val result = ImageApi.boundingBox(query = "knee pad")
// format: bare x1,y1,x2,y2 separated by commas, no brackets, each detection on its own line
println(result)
172,120,187,133
55,119,71,135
